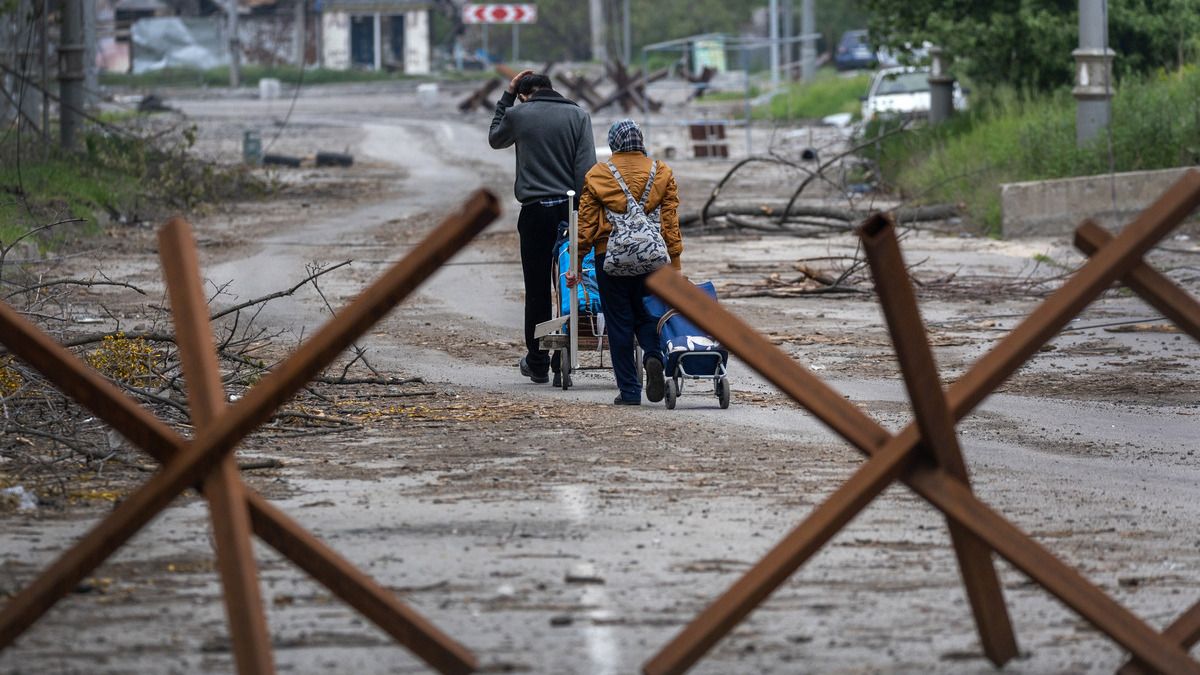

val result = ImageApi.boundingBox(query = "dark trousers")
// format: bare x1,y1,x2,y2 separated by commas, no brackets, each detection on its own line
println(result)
518,202,566,375
596,254,663,401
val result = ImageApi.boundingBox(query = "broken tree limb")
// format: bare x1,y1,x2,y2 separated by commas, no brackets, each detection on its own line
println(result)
776,123,913,227
683,202,960,228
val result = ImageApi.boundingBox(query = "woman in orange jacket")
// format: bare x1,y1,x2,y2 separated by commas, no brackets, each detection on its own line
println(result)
571,119,682,405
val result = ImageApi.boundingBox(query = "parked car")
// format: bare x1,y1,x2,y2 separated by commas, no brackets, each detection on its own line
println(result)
834,29,877,71
860,66,967,120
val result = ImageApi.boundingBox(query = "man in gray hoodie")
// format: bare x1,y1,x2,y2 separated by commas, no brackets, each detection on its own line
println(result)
490,70,597,385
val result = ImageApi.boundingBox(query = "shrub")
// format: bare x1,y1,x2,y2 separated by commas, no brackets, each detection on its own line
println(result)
759,71,871,121
85,333,164,386
861,65,1200,234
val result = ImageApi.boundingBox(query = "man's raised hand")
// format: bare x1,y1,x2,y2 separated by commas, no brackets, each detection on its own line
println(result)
508,69,534,94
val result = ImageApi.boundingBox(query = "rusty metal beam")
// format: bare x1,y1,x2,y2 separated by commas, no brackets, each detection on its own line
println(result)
946,170,1200,420
859,213,1017,665
160,217,275,675
643,440,914,675
643,268,1199,675
642,170,1200,674
1071,221,1200,675
0,190,499,674
0,301,478,673
1074,221,1200,342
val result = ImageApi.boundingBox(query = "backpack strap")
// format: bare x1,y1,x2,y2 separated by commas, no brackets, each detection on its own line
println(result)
607,159,659,209
640,160,658,209
606,161,638,207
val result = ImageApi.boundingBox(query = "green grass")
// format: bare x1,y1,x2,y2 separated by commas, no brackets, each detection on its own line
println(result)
701,85,760,102
99,64,456,89
0,156,131,247
756,71,871,121
863,65,1200,235
1,124,266,250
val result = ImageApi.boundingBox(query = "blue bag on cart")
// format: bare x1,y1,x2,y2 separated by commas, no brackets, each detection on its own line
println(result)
643,281,728,376
555,221,602,315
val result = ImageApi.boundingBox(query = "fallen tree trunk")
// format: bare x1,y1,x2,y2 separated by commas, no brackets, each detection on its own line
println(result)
682,201,960,228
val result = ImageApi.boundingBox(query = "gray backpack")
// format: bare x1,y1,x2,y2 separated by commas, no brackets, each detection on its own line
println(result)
602,159,670,276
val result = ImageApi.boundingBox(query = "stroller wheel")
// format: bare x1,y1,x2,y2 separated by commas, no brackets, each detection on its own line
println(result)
717,377,731,409
665,378,678,410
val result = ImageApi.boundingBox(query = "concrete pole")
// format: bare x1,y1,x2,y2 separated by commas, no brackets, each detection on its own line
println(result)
372,12,381,70
12,0,41,134
0,12,8,126
1074,0,1114,146
928,45,954,125
512,24,518,62
589,0,606,62
293,0,305,66
622,0,631,65
768,0,779,87
83,0,98,105
781,0,792,73
41,0,49,147
800,0,815,81
227,0,240,88
59,0,85,151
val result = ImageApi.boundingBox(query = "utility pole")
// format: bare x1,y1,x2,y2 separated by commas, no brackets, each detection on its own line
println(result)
59,0,84,151
293,0,305,67
781,0,792,74
800,0,814,81
227,0,241,88
622,0,630,65
928,46,954,125
83,0,98,105
589,0,606,62
768,0,779,87
1074,0,1114,146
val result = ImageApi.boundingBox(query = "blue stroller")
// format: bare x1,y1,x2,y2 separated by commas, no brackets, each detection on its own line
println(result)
643,281,731,409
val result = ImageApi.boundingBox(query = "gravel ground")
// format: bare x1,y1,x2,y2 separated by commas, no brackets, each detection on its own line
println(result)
1,81,1198,674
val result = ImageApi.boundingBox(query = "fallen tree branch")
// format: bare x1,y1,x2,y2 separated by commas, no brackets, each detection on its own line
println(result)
210,259,352,321
684,202,960,228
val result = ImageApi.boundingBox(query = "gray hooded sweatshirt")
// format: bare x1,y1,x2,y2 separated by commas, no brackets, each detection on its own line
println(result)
489,89,597,205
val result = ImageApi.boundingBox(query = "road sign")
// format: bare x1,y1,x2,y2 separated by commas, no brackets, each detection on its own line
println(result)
462,4,537,24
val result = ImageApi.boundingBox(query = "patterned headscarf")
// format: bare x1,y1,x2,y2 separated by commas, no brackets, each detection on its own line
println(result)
607,119,646,155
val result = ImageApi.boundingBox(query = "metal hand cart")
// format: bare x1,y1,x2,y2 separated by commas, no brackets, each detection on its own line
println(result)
533,191,615,390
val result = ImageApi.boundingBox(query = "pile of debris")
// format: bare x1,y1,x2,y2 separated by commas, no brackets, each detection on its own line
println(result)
458,61,716,114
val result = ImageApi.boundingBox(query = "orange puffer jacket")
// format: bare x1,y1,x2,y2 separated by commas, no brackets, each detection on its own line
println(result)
578,151,683,270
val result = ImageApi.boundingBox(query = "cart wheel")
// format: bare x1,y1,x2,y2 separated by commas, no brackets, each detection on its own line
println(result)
558,349,571,390
664,378,678,410
717,377,731,409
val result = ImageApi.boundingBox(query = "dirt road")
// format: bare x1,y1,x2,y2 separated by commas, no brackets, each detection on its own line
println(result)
1,83,1198,674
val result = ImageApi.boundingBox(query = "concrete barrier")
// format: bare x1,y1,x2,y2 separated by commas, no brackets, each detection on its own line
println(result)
1001,166,1200,237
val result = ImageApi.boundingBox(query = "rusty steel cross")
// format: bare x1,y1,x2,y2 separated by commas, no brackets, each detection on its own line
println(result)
642,170,1200,675
0,190,500,674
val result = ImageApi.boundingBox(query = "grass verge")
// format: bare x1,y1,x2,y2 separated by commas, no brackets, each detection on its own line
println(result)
862,65,1200,235
757,71,871,121
101,65,493,89
1,124,266,251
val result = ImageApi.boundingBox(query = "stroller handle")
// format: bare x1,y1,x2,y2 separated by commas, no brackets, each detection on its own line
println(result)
567,191,579,371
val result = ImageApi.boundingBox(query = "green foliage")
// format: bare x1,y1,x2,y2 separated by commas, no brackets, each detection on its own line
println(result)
449,0,867,65
861,65,1200,234
758,71,870,120
1,123,266,248
0,153,130,245
82,125,266,213
863,0,1200,92
100,65,424,88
